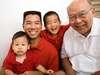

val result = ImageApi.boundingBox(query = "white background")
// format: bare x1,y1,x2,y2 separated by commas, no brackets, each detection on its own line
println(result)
0,0,72,67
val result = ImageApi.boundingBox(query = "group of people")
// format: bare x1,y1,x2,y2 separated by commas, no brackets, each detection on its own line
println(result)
0,0,100,75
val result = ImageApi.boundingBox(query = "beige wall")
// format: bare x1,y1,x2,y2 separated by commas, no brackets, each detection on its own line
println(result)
91,0,100,18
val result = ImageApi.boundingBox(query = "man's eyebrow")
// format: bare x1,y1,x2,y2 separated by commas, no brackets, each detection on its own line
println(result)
79,10,86,13
25,21,31,22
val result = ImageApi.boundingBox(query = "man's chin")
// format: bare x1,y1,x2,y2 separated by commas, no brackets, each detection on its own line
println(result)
29,35,39,39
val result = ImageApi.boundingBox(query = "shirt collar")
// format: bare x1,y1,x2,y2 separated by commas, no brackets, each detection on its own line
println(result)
70,17,100,38
89,17,100,36
70,27,85,38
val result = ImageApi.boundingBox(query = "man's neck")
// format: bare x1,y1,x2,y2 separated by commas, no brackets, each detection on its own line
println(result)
83,28,91,37
31,37,41,48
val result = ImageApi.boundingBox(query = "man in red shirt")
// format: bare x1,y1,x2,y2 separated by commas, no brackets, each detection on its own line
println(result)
41,11,70,70
23,10,65,75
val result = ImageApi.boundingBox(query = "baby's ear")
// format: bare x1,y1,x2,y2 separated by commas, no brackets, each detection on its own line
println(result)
28,44,30,50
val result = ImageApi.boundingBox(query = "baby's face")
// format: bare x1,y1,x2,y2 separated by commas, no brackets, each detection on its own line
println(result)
12,36,29,56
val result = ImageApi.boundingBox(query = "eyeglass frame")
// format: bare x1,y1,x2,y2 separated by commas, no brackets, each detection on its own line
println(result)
69,8,92,21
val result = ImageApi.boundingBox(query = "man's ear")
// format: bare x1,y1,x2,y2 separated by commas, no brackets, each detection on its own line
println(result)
22,24,24,29
91,7,96,16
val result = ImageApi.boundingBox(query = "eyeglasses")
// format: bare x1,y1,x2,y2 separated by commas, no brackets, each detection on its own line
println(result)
69,8,92,21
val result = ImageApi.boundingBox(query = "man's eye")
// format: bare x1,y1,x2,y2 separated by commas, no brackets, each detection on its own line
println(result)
70,16,74,19
22,44,25,46
79,13,85,17
47,22,51,25
15,44,19,46
69,16,75,20
54,21,57,23
35,22,40,25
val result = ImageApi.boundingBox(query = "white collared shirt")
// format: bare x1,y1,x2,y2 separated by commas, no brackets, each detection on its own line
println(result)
61,18,100,73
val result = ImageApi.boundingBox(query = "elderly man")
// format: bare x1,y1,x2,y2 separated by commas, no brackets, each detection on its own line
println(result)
61,0,100,75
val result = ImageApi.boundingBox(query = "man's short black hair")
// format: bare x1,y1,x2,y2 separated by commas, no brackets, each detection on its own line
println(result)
23,11,42,24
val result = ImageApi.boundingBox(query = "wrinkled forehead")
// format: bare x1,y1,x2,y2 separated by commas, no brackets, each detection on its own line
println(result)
67,0,91,14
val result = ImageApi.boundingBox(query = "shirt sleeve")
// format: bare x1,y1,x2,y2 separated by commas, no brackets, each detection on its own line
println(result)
61,43,68,59
3,49,14,70
48,47,59,71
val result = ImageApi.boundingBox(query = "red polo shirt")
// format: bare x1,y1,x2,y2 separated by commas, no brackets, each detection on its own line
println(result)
30,38,59,71
3,49,35,74
41,24,70,50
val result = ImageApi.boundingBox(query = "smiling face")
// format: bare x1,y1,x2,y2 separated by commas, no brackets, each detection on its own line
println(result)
45,14,61,35
68,0,95,36
23,14,42,39
12,36,29,56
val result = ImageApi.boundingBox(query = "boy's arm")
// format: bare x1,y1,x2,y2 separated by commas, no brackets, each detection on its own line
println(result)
36,64,47,73
92,71,100,75
36,65,54,74
62,57,76,75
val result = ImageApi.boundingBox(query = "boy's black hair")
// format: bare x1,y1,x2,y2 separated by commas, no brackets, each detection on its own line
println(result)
43,11,61,27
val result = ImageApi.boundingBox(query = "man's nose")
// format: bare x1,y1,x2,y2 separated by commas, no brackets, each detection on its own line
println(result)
75,17,82,23
30,23,36,28
51,23,56,27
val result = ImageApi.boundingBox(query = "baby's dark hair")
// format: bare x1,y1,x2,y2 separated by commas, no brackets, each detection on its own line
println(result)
43,11,61,27
12,31,30,44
